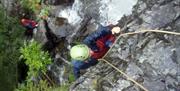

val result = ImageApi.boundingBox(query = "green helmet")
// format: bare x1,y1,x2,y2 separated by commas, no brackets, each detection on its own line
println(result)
70,44,90,61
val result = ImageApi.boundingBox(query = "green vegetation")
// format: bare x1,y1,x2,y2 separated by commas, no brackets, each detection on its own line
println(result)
0,1,74,91
17,40,72,91
20,0,41,13
20,41,52,81
68,71,76,83
16,80,70,91
38,6,50,20
0,6,24,91
20,0,50,20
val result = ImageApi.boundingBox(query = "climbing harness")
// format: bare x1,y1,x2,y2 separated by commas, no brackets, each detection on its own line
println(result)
99,29,180,91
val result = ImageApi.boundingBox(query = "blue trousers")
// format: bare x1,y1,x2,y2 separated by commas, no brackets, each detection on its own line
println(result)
72,58,98,79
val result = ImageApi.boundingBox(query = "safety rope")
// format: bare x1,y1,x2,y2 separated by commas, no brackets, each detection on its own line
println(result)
99,29,180,91
98,59,149,91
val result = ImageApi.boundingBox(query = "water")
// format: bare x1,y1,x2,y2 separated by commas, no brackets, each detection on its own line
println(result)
58,0,83,25
99,0,138,25
58,0,138,26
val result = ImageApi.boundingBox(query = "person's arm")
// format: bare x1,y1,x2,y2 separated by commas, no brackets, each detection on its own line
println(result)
83,25,112,48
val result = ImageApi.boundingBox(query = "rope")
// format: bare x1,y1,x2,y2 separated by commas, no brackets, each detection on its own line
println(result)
98,59,149,91
99,29,180,91
138,29,180,35
103,29,180,58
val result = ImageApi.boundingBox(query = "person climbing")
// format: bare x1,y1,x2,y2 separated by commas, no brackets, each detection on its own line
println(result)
21,18,38,39
70,24,121,79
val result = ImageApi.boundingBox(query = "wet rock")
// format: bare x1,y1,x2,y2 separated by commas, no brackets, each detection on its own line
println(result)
140,39,178,76
47,59,69,85
48,17,74,38
112,79,131,91
140,3,177,29
143,77,166,91
70,0,180,91
126,63,144,80
165,76,178,91
135,1,147,13
34,0,180,90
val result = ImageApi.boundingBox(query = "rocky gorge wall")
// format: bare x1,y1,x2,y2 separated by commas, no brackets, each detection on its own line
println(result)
1,0,179,90
70,0,180,91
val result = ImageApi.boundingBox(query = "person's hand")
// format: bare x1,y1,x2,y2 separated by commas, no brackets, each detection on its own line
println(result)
111,27,121,34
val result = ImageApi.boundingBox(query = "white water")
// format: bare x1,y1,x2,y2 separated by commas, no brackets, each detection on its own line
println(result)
58,0,83,25
58,0,138,26
99,0,138,25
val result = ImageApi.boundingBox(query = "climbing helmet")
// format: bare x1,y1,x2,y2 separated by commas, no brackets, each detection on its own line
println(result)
70,44,90,61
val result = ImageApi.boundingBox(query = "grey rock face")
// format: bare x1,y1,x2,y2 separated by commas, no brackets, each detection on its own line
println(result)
140,3,177,29
70,0,180,91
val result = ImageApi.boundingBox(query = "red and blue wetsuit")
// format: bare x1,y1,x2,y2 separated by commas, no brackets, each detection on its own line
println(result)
21,19,37,38
72,25,116,79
